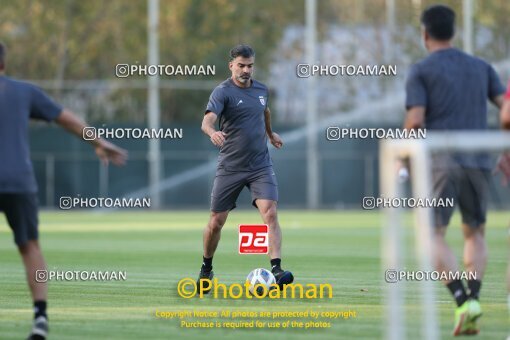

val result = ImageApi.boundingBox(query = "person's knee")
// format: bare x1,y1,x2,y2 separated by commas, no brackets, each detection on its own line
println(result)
18,243,29,255
463,224,485,239
434,226,447,239
260,203,278,225
18,240,39,255
208,211,228,232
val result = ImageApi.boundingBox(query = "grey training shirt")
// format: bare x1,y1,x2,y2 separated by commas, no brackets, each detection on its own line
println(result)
0,76,62,193
206,78,272,173
405,48,505,169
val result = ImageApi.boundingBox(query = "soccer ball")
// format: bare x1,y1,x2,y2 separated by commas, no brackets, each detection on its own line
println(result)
246,268,276,296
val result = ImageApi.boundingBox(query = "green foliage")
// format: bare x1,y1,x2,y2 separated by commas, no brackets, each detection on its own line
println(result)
0,0,508,122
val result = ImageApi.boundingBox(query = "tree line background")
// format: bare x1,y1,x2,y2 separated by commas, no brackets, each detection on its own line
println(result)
1,0,509,123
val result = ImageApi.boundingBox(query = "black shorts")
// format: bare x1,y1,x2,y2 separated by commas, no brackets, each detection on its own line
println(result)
0,193,39,246
432,167,489,228
210,166,278,212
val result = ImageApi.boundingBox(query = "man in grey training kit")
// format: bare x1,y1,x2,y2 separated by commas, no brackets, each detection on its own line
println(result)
198,44,293,292
0,42,127,340
403,5,505,336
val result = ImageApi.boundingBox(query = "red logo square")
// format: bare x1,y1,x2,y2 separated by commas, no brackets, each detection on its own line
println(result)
238,224,269,254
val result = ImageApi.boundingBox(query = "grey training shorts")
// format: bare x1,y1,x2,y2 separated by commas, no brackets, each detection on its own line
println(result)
210,166,278,212
432,166,490,228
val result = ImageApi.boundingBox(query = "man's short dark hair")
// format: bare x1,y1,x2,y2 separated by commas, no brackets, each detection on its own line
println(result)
421,5,455,41
0,42,5,68
229,44,255,61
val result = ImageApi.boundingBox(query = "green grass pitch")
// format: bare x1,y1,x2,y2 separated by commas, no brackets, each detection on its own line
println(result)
0,210,508,339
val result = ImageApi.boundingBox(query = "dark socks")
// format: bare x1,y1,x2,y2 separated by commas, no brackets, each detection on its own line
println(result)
202,256,213,272
270,258,282,273
467,279,481,300
446,280,468,307
34,300,47,319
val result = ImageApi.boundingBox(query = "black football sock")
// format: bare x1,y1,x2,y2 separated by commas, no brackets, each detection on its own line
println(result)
270,258,282,273
446,280,468,307
467,279,481,300
202,256,213,272
34,300,47,320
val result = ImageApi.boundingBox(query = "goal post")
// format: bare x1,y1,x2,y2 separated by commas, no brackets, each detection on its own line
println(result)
379,131,510,340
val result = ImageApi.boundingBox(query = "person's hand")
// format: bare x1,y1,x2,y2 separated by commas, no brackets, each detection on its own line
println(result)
270,132,283,149
210,131,226,147
95,140,128,166
494,151,510,186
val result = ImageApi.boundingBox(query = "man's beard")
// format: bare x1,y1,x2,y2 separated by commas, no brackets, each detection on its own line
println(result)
237,74,251,83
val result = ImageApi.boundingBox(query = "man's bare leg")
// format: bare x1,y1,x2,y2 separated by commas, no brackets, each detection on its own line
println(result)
198,211,229,293
19,240,49,339
255,199,293,286
434,227,469,307
19,240,48,302
203,211,229,259
462,223,486,300
255,199,281,259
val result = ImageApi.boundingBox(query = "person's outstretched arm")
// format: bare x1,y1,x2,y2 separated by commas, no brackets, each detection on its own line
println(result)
55,109,128,166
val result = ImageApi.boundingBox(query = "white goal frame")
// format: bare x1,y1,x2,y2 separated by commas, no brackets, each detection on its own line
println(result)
379,131,510,340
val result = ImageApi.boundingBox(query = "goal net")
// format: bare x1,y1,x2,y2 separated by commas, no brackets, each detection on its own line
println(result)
379,131,510,340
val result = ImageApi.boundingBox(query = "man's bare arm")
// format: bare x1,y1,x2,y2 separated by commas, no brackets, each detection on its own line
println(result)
264,107,274,137
264,107,282,149
500,98,510,129
202,111,226,147
55,109,127,166
404,106,426,130
55,109,98,145
398,106,426,178
491,94,505,110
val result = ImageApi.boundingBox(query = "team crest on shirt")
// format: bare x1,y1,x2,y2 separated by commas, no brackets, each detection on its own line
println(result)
259,96,265,106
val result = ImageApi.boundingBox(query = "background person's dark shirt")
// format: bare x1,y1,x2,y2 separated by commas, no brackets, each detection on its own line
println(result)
405,48,505,169
0,76,62,193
